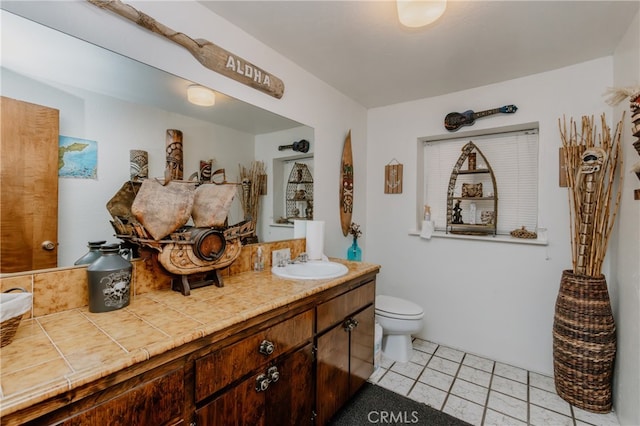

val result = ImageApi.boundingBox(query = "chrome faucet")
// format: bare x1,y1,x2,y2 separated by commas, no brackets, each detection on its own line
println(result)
275,252,308,267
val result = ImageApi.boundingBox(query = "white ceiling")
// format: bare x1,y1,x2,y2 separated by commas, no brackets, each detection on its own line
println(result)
201,0,639,108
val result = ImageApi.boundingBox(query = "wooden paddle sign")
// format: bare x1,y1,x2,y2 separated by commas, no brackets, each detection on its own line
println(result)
444,105,518,131
88,0,284,99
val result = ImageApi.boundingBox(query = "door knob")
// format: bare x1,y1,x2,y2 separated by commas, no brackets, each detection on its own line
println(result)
41,241,56,251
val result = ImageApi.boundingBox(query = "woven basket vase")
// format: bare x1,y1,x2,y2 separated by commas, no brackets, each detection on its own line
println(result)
552,270,616,413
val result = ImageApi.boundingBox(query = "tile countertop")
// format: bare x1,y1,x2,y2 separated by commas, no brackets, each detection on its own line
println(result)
0,259,380,417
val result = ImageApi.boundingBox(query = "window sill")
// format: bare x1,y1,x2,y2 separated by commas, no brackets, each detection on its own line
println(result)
408,229,548,246
270,222,293,228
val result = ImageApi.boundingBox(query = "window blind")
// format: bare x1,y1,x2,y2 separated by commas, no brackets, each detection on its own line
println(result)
423,129,539,234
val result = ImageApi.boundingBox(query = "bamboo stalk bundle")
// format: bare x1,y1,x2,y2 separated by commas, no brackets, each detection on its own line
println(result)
238,161,266,235
558,113,624,276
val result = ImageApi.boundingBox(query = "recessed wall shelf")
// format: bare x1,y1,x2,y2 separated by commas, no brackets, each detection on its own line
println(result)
446,142,498,235
285,162,313,220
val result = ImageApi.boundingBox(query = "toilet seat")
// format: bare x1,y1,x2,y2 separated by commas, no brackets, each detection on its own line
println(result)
376,295,424,320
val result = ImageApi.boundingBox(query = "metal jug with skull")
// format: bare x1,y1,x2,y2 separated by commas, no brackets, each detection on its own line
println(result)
87,244,132,313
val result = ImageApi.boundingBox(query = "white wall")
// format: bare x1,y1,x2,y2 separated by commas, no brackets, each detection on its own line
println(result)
612,10,640,426
5,1,368,262
367,58,615,375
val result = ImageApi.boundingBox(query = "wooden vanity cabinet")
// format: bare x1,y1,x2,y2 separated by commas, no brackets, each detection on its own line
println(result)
4,271,379,426
315,281,376,425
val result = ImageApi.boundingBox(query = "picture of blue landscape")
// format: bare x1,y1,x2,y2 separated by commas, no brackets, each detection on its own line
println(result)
58,135,97,179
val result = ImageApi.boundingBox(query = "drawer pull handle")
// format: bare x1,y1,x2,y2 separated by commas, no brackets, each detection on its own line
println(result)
343,319,353,331
255,373,270,392
255,366,280,392
267,366,280,383
259,339,275,355
343,318,359,331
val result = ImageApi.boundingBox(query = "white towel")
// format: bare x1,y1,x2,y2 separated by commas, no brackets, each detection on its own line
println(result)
1,291,32,322
420,221,435,239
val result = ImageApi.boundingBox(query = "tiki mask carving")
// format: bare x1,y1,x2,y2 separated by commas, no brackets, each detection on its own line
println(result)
575,147,607,190
580,147,607,175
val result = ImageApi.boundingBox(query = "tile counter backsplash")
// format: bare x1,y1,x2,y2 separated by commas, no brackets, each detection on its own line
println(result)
0,239,306,318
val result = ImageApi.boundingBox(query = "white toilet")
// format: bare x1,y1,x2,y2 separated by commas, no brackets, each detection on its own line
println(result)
375,295,425,363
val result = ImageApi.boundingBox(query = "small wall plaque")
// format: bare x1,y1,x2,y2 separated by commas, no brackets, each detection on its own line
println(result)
384,159,403,194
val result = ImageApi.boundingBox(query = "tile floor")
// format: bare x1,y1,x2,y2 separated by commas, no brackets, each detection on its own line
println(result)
368,338,620,426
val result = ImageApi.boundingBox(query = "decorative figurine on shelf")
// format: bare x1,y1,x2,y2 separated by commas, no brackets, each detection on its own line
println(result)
452,200,463,224
347,222,362,261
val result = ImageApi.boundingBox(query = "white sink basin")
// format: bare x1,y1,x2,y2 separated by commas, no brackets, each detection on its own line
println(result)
271,260,349,280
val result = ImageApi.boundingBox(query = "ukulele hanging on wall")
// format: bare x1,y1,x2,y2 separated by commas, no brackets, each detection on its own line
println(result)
444,104,518,131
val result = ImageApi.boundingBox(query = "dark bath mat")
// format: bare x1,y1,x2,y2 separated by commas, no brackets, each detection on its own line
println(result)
328,382,472,426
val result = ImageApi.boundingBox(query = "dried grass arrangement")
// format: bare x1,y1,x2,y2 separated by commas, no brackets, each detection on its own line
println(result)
558,113,624,276
239,161,266,231
554,112,624,413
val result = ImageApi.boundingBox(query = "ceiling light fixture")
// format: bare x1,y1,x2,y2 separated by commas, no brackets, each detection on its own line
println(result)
397,0,447,28
187,84,216,107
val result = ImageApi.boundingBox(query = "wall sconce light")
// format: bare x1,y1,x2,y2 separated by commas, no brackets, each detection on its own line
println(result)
187,84,216,106
397,0,447,28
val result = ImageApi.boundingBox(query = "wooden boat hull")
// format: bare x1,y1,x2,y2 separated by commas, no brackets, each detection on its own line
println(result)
157,237,242,275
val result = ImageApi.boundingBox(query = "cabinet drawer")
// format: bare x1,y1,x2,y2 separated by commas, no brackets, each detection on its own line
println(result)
317,281,375,333
195,309,313,402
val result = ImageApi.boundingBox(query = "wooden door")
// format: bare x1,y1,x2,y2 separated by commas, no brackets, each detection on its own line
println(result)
0,96,59,272
316,322,350,425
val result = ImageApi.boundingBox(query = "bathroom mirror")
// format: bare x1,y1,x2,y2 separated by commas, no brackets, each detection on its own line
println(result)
0,10,313,273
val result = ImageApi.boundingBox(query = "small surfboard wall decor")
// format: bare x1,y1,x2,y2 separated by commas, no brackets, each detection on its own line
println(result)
384,159,403,194
340,130,353,236
444,105,518,132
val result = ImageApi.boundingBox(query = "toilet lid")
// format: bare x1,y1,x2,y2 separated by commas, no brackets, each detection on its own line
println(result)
376,295,424,318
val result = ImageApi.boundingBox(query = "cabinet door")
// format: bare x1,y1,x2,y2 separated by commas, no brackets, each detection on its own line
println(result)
195,373,266,426
58,367,184,426
196,344,314,426
265,343,314,425
349,305,375,397
316,321,350,425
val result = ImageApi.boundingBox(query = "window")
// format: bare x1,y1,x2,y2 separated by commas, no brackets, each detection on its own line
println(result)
422,128,539,235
